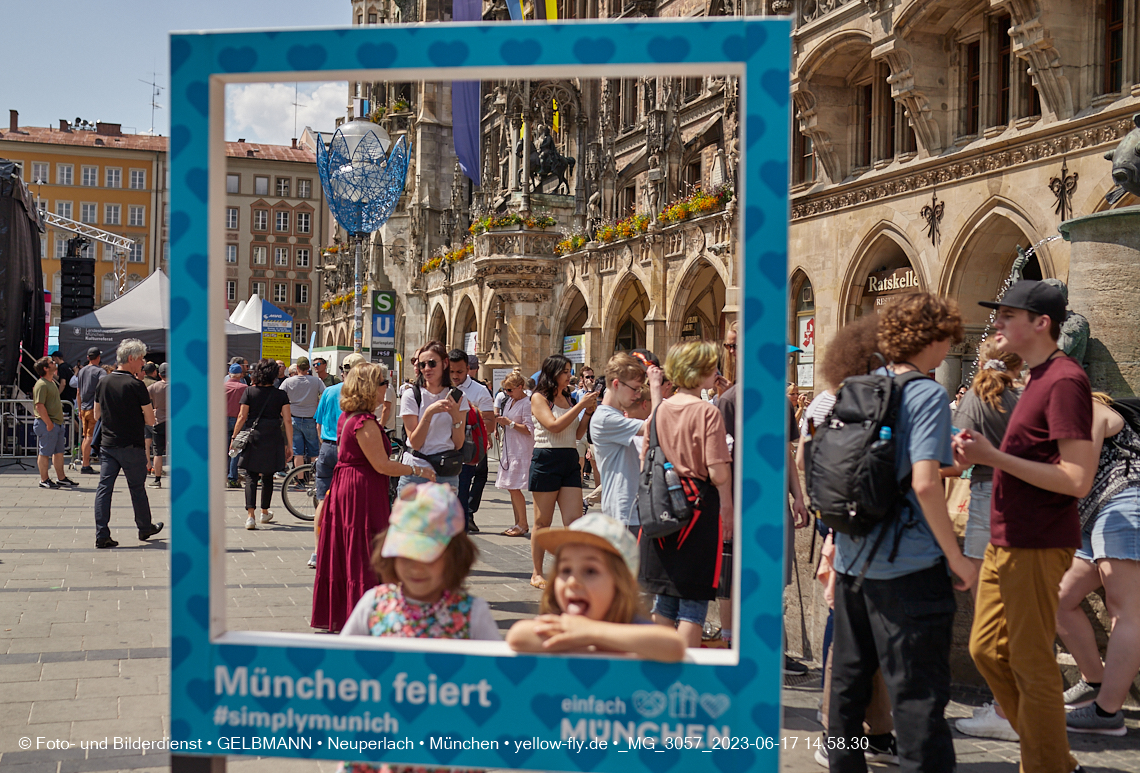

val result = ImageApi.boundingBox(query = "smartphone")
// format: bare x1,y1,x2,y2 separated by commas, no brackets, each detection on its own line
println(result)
450,387,464,404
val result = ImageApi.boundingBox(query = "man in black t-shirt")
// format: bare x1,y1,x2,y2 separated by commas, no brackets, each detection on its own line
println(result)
92,339,163,549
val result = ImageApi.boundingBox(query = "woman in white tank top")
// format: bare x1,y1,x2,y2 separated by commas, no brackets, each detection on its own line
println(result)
528,354,596,588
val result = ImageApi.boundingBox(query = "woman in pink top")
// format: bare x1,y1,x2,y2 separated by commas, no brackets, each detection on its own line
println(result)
640,341,733,647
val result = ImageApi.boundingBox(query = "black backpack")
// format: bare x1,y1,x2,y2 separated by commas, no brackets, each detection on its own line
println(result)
637,408,693,538
804,363,929,539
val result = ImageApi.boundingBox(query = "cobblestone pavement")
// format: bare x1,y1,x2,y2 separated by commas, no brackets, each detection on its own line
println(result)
1,463,1137,772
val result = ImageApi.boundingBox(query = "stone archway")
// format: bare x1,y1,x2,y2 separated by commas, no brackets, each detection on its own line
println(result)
452,296,478,355
939,199,1049,329
427,304,447,346
839,223,925,323
336,327,347,347
605,274,651,354
667,256,728,344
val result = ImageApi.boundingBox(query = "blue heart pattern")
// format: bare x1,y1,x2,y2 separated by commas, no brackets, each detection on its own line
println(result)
572,37,615,63
427,40,469,66
357,42,398,68
286,44,327,70
501,38,542,65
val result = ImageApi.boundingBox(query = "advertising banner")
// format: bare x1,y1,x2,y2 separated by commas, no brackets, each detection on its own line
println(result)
562,334,585,364
168,18,790,773
261,300,293,361
491,367,513,396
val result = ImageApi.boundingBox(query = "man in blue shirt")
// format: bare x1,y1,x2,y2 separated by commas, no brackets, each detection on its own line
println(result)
826,294,976,772
307,352,366,568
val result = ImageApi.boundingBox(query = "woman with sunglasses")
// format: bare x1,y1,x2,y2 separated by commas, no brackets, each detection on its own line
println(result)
398,340,467,493
528,354,597,589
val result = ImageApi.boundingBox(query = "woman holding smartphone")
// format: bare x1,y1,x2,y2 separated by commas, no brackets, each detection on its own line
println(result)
398,340,467,493
529,354,597,588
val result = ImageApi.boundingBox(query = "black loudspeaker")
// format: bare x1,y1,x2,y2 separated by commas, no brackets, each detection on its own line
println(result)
60,255,96,321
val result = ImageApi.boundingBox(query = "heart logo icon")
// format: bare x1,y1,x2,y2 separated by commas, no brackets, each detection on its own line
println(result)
699,693,731,719
632,689,666,718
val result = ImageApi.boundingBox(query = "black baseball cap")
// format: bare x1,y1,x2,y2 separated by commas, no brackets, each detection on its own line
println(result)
978,280,1067,325
87,347,101,358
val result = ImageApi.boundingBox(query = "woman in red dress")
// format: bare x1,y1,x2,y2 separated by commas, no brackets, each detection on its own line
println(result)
311,363,436,632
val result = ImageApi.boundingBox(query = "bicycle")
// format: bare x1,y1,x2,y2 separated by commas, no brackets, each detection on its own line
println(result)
281,433,408,521
280,464,317,521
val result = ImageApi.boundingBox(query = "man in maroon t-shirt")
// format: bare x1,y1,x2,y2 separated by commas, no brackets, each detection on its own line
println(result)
955,280,1097,773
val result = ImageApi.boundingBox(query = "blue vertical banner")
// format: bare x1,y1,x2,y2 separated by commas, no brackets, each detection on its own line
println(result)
451,0,481,186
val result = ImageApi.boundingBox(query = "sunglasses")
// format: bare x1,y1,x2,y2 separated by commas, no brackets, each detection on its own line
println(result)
417,359,439,369
378,379,389,386
724,343,737,352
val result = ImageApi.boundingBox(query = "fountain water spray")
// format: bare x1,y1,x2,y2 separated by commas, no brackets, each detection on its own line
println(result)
966,234,1062,380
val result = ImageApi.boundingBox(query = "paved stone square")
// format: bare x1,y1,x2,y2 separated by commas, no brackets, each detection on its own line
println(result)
1,463,1137,772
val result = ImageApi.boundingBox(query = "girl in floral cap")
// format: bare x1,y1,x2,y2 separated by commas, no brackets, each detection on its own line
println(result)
338,483,497,773
507,513,685,662
341,482,499,639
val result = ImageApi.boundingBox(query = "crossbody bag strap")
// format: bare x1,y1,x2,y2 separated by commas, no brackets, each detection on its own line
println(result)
649,406,661,450
247,388,272,431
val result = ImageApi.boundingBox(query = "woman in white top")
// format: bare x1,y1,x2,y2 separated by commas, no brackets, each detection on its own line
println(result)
528,354,596,588
398,341,467,493
495,370,535,537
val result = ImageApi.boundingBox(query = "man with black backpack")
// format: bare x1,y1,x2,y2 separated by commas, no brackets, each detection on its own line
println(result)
816,294,975,772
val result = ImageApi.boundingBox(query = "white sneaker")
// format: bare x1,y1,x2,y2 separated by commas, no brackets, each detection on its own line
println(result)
813,746,828,768
972,700,995,718
955,703,1019,741
260,510,274,524
307,552,317,569
245,515,257,530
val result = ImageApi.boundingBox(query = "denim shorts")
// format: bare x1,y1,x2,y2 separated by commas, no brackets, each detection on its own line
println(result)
34,419,66,456
397,472,460,495
652,594,709,626
963,479,993,560
292,416,320,457
314,440,338,501
1076,488,1140,562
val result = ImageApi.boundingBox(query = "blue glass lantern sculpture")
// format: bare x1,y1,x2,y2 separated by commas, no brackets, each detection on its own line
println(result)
316,120,411,352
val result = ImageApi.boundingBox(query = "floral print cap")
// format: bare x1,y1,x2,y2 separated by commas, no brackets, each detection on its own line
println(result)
381,482,465,563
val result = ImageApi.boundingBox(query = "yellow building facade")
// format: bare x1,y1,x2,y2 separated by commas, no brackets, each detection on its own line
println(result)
0,113,168,325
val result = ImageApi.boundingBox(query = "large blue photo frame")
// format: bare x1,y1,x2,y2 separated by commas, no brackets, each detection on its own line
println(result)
169,17,790,772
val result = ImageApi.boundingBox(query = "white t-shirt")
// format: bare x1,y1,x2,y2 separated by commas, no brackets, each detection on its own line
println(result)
340,587,501,640
591,404,647,525
400,384,470,466
801,391,837,438
494,391,509,414
455,376,493,414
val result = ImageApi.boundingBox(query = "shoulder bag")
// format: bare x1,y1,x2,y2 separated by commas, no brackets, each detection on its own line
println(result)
230,390,271,453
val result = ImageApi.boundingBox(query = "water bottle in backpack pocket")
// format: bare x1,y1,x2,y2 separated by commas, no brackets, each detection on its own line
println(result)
663,463,690,517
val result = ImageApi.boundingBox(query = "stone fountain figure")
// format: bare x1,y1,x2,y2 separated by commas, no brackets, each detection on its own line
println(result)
1104,113,1140,205
1041,279,1090,366
1058,113,1140,395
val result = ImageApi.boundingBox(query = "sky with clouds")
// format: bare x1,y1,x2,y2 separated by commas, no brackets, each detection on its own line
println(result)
4,0,346,145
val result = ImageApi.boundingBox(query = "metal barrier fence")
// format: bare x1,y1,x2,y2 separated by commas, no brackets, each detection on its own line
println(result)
0,398,78,460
